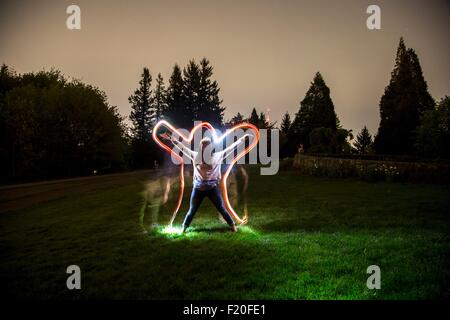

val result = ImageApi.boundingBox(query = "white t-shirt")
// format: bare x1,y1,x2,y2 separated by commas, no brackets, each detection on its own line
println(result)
170,135,249,190
192,151,223,190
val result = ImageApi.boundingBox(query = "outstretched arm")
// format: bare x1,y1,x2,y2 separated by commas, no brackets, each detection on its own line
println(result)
220,134,252,159
161,133,196,161
171,137,196,161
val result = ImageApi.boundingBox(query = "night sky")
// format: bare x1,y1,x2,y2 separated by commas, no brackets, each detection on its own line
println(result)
1,0,449,134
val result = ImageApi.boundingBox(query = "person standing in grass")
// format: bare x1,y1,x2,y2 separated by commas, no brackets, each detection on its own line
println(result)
160,133,250,233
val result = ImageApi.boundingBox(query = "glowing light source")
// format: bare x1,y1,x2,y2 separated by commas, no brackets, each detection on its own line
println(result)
152,120,260,226
160,225,183,235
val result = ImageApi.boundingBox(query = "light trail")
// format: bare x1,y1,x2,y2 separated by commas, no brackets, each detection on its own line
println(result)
152,120,260,226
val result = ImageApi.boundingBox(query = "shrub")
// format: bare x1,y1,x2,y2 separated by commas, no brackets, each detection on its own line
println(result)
293,154,449,184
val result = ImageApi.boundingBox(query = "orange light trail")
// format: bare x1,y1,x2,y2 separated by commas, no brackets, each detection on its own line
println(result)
152,120,260,226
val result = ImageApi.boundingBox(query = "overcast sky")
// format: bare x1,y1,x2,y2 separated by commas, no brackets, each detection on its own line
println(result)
1,0,449,135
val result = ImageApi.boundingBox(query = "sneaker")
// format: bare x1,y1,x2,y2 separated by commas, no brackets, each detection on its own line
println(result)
230,224,237,232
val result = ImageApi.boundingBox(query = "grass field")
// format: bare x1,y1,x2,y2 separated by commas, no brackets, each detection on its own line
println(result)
0,167,449,299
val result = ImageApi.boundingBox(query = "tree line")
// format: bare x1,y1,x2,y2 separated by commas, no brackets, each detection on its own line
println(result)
0,66,127,183
128,38,449,169
278,37,449,160
127,58,227,169
1,37,448,182
127,58,275,169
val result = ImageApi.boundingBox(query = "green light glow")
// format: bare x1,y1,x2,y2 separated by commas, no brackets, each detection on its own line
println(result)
160,226,183,235
238,225,259,235
155,225,200,238
152,224,260,239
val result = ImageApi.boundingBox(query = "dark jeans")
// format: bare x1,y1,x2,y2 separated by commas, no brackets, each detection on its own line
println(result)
182,186,235,228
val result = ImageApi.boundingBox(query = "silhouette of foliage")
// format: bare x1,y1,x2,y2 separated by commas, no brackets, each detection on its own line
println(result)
287,72,340,155
415,96,450,158
354,126,373,155
0,65,127,182
375,38,435,155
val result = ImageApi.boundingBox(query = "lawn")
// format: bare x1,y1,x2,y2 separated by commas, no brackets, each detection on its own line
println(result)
0,167,449,299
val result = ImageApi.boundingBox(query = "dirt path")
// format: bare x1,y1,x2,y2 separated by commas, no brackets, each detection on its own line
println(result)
0,170,154,213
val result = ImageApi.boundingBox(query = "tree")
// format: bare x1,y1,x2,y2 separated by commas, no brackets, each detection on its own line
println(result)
0,66,127,182
128,67,155,169
307,127,353,155
289,72,338,150
309,127,333,154
182,60,200,126
0,64,19,94
129,68,154,142
280,111,291,134
226,112,245,127
374,37,434,155
246,108,274,129
196,58,225,127
248,108,259,126
332,128,353,154
279,111,292,158
415,96,450,158
165,64,191,129
153,73,167,122
259,112,268,128
354,126,373,154
165,58,225,129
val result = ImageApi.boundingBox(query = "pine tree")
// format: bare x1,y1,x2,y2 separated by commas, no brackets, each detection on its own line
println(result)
165,64,191,129
289,72,338,149
165,58,225,129
354,126,373,154
258,112,274,129
228,112,244,126
196,58,225,126
248,108,259,126
128,67,156,169
280,111,291,134
153,73,167,122
183,60,200,124
279,111,292,158
374,37,434,155
129,67,154,142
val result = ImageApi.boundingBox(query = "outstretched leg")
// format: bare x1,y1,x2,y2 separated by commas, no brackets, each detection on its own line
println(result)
182,188,205,232
207,187,236,231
